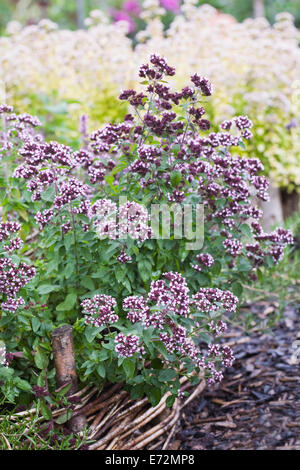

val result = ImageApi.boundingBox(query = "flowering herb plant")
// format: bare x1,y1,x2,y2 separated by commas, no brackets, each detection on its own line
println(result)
0,56,293,408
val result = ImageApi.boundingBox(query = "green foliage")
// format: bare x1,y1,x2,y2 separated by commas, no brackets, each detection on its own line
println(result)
0,56,293,410
0,408,90,449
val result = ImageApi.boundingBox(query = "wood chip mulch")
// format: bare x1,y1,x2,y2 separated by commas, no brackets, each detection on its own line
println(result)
166,300,300,450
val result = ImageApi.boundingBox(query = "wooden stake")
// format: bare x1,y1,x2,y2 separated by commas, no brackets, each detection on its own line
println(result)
51,325,87,432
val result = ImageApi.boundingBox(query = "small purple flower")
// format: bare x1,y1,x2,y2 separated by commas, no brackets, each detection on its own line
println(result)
193,253,214,272
233,115,253,130
223,238,243,257
4,237,23,252
1,296,25,312
160,0,180,13
117,251,132,263
81,294,118,328
115,332,143,358
191,74,213,96
123,0,141,16
0,104,13,114
111,9,136,33
33,385,49,398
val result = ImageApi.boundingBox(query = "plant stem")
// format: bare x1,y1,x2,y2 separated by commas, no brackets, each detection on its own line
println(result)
70,206,80,287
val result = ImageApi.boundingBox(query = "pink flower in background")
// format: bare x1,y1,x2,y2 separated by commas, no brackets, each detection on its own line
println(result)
160,0,180,12
111,9,136,33
123,0,141,16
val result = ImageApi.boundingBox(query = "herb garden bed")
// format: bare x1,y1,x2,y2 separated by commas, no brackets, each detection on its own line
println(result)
0,52,295,451
167,297,300,451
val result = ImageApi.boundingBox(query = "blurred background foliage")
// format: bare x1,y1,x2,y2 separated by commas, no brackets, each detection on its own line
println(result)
1,0,300,34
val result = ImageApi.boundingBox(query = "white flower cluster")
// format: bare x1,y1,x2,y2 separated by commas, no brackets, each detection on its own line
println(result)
0,17,134,129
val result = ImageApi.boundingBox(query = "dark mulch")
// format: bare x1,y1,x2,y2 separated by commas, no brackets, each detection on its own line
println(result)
169,300,300,450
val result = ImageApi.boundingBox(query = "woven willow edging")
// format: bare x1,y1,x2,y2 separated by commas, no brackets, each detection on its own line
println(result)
3,374,205,450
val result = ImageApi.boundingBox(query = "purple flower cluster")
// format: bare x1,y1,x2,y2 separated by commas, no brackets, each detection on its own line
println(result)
34,209,54,230
192,288,238,314
254,227,293,263
9,116,115,237
209,320,227,337
191,74,213,96
89,199,117,240
4,237,23,253
122,272,190,329
89,199,152,242
0,221,21,242
108,57,284,286
251,175,269,201
1,296,25,312
223,238,243,257
120,272,237,382
0,257,36,299
81,294,118,328
149,272,190,318
123,274,238,328
0,104,13,114
160,323,204,366
123,295,149,324
167,190,185,202
54,178,89,209
0,218,35,313
116,251,132,263
139,54,175,81
115,332,145,358
205,342,235,385
119,201,152,241
233,116,253,130
192,253,214,272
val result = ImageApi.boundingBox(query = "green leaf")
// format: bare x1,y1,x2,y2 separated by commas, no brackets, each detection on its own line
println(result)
81,277,95,291
155,342,169,358
56,293,77,311
151,358,163,370
166,395,176,408
34,347,49,370
123,357,136,380
211,260,221,276
130,384,144,400
132,245,139,256
97,363,106,378
114,265,126,283
55,409,72,425
138,260,152,283
64,262,75,279
231,281,243,297
170,171,182,187
84,325,101,343
15,378,32,392
256,268,263,282
199,332,211,344
238,258,252,272
40,401,52,420
158,369,177,382
240,223,252,238
41,185,55,202
121,277,132,293
37,284,59,295
147,387,162,407
195,272,211,286
31,317,40,333
56,382,72,398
